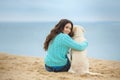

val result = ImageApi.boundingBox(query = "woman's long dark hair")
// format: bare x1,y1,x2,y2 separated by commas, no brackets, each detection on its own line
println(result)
43,19,74,51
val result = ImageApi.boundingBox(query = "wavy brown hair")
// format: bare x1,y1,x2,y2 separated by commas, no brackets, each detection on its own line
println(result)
43,19,74,51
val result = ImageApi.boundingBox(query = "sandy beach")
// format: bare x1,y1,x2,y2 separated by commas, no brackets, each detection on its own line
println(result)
0,53,120,80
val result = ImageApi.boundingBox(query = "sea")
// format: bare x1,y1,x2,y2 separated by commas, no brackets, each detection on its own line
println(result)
0,21,120,61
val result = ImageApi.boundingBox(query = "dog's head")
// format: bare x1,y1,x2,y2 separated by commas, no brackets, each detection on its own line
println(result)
73,25,85,37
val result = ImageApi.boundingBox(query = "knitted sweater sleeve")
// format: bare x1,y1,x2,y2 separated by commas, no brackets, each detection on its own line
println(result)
61,34,88,51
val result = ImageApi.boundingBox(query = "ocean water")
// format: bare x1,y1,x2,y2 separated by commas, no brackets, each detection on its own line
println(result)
0,22,120,61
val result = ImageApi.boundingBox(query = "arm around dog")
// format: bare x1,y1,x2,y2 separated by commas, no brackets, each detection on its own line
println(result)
60,33,88,51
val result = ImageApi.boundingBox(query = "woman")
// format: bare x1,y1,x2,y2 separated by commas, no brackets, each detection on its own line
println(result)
43,19,88,72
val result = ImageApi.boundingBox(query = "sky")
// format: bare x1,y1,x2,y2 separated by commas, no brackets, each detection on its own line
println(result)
0,0,120,22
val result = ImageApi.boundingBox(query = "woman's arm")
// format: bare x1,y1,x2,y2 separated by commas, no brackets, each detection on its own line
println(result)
61,33,88,51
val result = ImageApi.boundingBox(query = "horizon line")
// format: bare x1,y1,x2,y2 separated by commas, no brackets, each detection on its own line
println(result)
0,20,120,23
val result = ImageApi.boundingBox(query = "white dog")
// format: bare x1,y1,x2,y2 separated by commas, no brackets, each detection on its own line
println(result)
68,25,101,75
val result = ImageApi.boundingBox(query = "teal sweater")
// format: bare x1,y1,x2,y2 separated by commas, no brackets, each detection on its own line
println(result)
44,33,88,66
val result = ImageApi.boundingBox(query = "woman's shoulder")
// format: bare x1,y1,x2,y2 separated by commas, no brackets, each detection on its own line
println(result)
58,33,69,37
57,33,71,40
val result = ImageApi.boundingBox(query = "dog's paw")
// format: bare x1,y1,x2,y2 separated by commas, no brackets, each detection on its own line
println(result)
68,70,76,73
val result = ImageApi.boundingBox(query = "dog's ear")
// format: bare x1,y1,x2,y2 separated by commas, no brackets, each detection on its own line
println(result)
73,26,77,33
79,26,86,33
73,25,86,34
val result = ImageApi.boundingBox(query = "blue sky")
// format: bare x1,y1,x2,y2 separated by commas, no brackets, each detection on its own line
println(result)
0,0,120,22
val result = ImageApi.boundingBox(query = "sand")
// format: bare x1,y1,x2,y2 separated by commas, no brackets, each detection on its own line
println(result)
0,52,120,80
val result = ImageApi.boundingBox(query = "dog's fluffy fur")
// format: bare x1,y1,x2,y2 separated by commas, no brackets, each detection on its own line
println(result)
68,25,89,74
68,25,101,75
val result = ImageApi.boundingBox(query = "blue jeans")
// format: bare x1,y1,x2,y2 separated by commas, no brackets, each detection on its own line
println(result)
45,59,71,72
